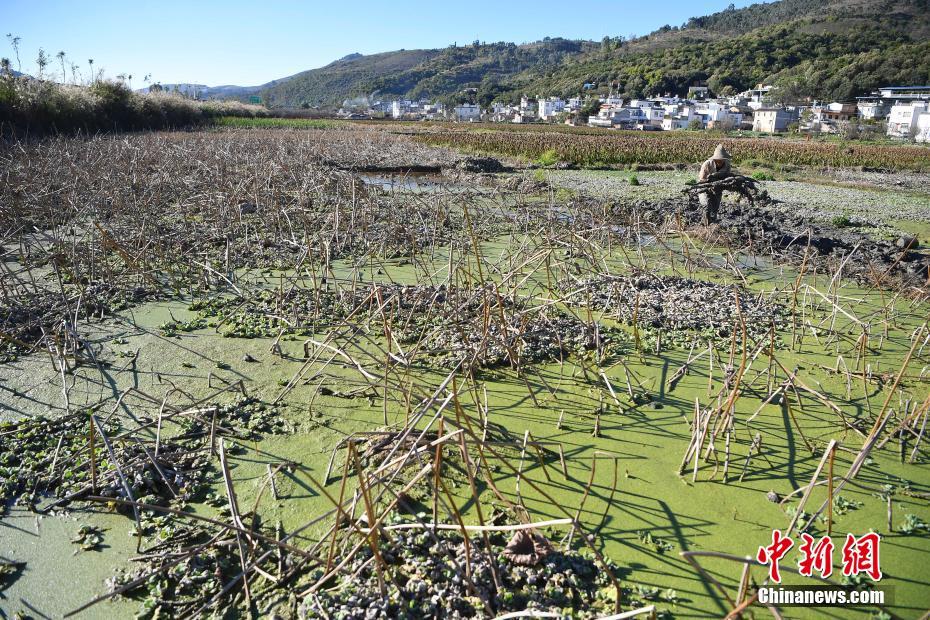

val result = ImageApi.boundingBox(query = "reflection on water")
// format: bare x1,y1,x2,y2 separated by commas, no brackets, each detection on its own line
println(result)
356,172,477,194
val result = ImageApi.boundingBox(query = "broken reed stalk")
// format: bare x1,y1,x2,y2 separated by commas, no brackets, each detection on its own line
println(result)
350,442,389,597
88,412,97,494
787,439,838,535
218,440,253,607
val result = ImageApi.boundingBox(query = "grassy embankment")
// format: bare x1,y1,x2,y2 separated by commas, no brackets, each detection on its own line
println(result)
0,75,267,135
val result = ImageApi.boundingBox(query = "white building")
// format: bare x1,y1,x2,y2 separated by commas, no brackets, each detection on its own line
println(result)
519,96,537,115
878,86,930,100
806,102,857,133
538,97,565,121
588,105,642,128
916,112,930,143
391,100,409,119
688,85,709,100
753,108,799,133
699,103,743,129
738,84,773,110
453,103,481,122
391,99,443,120
857,100,890,120
641,107,665,127
887,101,929,138
857,86,930,121
662,117,693,130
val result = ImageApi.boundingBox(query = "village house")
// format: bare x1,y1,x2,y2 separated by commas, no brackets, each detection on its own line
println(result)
391,100,412,119
390,99,444,120
519,96,537,115
488,102,517,123
737,84,773,110
687,84,709,100
692,101,743,130
916,112,930,143
806,102,858,133
641,106,665,127
538,97,565,121
856,98,890,121
887,100,929,138
857,86,930,121
661,103,696,129
602,95,624,107
452,103,481,122
752,107,799,133
587,105,628,128
708,109,744,130
662,117,692,130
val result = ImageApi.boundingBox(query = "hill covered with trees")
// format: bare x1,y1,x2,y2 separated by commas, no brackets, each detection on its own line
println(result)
251,0,930,107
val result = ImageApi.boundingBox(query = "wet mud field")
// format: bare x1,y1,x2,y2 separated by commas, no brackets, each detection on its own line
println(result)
1,126,929,619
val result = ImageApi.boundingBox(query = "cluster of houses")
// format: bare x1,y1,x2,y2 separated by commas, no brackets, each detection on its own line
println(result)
854,86,930,140
337,97,481,121
483,86,802,134
336,84,930,142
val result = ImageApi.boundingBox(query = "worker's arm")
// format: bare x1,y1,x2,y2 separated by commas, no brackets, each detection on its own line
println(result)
697,160,713,182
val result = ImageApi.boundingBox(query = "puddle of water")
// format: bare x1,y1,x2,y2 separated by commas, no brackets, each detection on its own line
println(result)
357,172,440,192
1,506,138,618
356,171,477,194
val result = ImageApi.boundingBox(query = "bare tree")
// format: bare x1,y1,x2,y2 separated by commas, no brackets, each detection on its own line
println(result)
36,48,49,80
6,34,21,72
57,50,66,83
87,58,94,84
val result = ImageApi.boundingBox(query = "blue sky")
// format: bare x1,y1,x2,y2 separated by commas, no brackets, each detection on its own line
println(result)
4,0,760,86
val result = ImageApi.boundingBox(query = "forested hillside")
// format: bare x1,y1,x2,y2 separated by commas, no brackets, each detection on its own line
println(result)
249,0,930,107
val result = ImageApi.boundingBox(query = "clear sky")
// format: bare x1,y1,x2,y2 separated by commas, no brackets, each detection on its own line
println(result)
3,0,760,86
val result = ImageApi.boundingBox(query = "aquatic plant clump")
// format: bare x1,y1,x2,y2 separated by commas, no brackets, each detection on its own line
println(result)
0,414,119,507
0,280,154,359
304,529,622,619
192,283,622,369
402,300,612,369
0,413,215,511
0,398,289,512
564,273,782,342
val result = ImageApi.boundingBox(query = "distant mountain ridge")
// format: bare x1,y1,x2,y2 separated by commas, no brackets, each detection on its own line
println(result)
137,82,264,98
159,0,930,108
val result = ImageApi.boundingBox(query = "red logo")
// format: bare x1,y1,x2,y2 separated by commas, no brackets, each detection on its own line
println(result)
757,530,794,583
798,533,834,578
756,531,882,583
841,533,883,581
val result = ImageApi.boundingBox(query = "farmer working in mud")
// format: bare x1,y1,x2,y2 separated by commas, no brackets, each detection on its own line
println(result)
697,144,733,224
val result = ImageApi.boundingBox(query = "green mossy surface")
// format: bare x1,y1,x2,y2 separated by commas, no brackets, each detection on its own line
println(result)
2,178,929,618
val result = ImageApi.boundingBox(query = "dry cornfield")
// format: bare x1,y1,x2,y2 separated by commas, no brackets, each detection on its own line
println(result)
407,124,930,170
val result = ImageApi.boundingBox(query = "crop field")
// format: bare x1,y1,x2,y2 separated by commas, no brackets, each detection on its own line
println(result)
1,125,929,620
403,123,930,170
